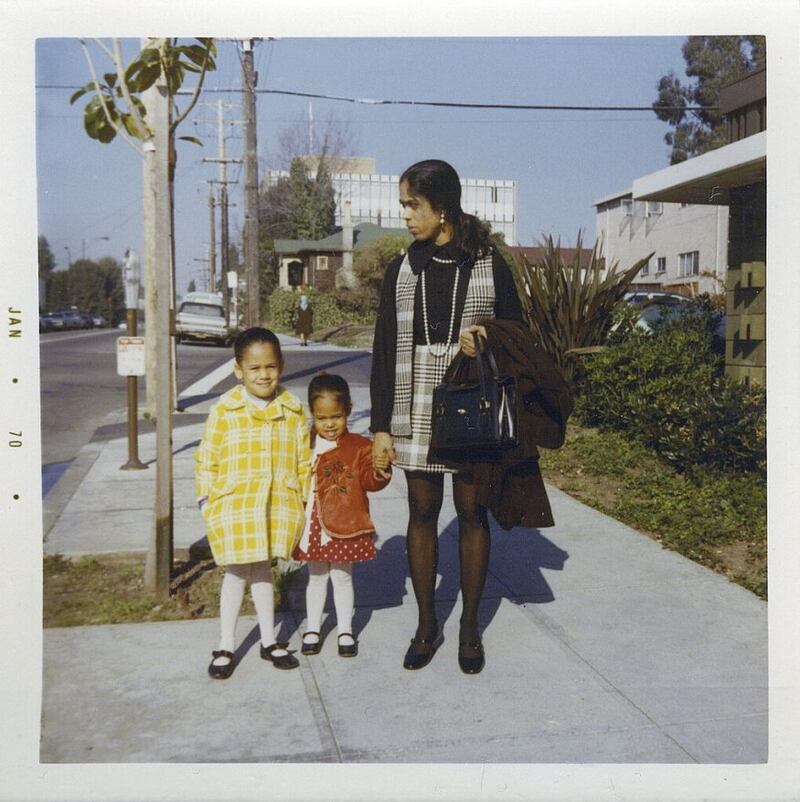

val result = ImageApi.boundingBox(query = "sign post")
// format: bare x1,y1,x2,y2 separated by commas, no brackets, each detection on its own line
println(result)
120,249,147,471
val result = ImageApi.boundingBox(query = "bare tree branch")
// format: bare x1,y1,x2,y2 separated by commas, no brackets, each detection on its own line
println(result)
171,41,213,133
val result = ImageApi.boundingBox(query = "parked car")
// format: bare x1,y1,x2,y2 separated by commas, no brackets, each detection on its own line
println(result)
40,313,59,332
618,293,725,355
91,313,107,328
175,292,233,346
54,310,86,329
76,310,95,328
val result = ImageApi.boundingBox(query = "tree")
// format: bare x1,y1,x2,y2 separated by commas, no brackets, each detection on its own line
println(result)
653,36,765,164
45,257,124,324
287,155,336,240
186,279,196,293
38,236,56,280
353,233,411,306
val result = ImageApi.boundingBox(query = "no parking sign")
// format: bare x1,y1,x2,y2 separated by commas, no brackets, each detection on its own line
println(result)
116,337,146,376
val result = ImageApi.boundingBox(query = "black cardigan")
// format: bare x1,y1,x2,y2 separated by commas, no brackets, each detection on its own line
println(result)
369,241,523,434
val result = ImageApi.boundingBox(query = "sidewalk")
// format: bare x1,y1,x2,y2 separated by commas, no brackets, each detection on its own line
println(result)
40,336,767,763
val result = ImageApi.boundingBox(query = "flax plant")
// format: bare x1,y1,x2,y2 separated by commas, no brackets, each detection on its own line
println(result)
510,235,652,388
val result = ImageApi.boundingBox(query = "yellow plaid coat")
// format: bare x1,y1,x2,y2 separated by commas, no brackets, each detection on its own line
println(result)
195,385,311,565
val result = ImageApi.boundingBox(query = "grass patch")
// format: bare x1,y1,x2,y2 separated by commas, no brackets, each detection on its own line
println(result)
539,424,766,599
43,553,301,628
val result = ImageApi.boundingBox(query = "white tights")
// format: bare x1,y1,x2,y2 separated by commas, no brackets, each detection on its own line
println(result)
304,561,354,645
214,561,286,666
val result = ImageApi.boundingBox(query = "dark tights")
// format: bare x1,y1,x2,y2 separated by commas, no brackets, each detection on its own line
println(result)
406,471,491,654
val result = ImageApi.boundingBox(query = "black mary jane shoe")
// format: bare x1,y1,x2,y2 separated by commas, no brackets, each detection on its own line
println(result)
208,649,236,680
458,639,485,675
403,631,441,671
260,642,300,670
301,632,322,656
337,633,358,658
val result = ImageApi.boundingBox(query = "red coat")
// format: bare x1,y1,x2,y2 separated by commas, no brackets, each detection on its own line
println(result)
315,432,390,538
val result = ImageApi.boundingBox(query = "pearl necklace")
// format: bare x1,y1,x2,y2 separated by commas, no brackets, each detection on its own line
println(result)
420,264,460,358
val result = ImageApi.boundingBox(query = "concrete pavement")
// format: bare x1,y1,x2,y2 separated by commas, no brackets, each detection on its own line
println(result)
40,335,767,764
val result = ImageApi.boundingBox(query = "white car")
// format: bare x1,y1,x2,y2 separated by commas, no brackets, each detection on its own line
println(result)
175,292,233,346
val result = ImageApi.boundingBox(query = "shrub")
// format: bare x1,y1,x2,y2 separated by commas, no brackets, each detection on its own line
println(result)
511,234,651,388
266,286,375,331
576,306,765,475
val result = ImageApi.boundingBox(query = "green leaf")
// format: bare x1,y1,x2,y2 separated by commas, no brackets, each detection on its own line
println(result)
69,82,95,104
104,72,117,88
177,135,203,146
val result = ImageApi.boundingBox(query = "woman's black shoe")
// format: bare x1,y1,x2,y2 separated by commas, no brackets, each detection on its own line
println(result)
458,640,485,675
403,632,440,670
301,632,322,655
208,649,236,680
260,642,300,670
337,633,358,657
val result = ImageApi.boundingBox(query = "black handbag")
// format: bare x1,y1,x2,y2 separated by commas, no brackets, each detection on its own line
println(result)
429,333,518,460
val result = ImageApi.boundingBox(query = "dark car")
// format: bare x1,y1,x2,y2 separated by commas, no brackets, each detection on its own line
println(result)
56,310,87,329
41,312,67,330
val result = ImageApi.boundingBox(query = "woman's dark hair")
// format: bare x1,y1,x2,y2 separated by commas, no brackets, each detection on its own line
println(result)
400,159,493,263
233,327,282,364
308,373,352,415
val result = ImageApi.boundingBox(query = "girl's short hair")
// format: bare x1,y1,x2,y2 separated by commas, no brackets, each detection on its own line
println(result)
233,327,282,364
308,373,352,414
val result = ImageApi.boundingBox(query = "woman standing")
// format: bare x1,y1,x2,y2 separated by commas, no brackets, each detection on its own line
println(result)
294,294,313,346
370,159,524,674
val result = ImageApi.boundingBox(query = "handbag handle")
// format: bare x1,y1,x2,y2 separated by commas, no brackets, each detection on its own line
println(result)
471,331,500,405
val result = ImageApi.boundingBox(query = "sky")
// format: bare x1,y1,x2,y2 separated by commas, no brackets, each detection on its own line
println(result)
35,36,690,294
6,2,800,800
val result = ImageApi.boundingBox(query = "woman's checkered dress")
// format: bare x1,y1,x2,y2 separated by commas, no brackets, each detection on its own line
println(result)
392,251,496,474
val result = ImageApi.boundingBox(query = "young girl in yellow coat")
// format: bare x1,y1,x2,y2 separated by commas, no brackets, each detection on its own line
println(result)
196,327,311,679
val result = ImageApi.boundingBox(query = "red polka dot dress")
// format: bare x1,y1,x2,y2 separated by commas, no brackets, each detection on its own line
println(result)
293,499,376,563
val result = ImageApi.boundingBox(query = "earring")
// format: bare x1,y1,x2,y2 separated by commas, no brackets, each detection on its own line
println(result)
440,210,445,225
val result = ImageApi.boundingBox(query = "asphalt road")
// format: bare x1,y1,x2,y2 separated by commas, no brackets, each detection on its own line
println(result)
39,328,230,478
38,329,374,495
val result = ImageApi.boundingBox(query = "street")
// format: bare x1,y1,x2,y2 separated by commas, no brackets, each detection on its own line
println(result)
39,329,373,495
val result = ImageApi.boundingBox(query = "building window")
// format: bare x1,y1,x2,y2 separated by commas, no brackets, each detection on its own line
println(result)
641,257,650,276
490,186,498,203
646,201,663,217
656,256,666,274
621,198,634,216
316,255,328,271
679,251,699,277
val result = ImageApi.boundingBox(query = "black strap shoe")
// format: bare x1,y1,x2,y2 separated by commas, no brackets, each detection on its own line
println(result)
337,633,358,657
458,639,485,675
208,649,236,680
301,632,322,655
260,642,300,670
403,631,441,670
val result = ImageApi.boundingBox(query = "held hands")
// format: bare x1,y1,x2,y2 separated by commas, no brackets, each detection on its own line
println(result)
372,432,394,481
459,324,487,357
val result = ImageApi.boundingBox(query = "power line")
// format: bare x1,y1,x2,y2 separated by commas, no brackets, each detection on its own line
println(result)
35,84,716,112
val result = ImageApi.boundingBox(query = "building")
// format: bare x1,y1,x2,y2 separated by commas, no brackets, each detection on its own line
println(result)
632,67,766,384
265,160,517,244
594,190,728,296
273,211,411,291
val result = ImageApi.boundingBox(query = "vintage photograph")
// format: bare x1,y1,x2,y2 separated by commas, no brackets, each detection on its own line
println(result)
3,2,799,800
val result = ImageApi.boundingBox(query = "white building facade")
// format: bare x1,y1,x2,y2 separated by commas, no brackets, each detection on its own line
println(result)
594,189,728,296
265,168,517,245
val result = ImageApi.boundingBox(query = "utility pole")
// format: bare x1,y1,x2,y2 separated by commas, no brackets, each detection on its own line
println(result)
207,182,217,292
242,39,260,326
200,101,241,326
144,51,174,599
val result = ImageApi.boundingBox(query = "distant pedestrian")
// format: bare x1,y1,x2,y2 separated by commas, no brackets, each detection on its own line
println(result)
293,374,391,657
195,327,311,679
294,293,313,346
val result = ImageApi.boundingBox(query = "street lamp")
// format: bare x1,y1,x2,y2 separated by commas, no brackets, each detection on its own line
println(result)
82,235,111,260
120,249,146,471
64,245,72,267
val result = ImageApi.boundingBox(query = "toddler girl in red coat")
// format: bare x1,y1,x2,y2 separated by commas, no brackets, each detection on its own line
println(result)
293,374,391,657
